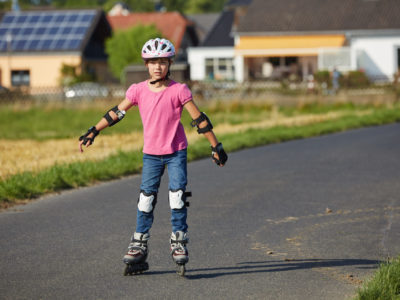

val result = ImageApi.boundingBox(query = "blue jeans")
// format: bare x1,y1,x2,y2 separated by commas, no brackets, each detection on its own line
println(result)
136,149,188,234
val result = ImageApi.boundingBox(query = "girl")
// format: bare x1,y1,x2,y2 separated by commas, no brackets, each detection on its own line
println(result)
78,38,227,275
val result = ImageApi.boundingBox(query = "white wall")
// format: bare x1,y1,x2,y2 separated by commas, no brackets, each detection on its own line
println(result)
187,47,234,80
350,35,400,80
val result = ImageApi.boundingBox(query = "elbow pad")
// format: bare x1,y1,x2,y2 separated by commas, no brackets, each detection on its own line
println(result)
191,112,213,134
104,106,126,126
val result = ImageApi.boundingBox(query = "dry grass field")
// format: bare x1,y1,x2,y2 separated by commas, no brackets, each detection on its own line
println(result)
0,109,358,180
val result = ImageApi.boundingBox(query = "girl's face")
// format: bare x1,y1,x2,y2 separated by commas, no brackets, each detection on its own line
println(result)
146,58,170,81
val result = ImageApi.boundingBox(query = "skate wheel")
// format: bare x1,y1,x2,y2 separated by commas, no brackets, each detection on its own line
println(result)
123,262,149,276
142,262,149,271
177,264,185,276
123,265,130,276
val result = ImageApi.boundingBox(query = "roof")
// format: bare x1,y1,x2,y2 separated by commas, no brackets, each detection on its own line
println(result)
202,9,235,47
237,0,400,34
0,9,108,53
187,13,220,43
107,12,192,51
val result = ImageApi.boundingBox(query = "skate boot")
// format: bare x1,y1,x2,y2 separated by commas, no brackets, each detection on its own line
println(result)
123,232,149,275
170,231,189,276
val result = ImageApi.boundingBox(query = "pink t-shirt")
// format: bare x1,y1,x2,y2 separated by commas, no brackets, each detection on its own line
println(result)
126,80,192,155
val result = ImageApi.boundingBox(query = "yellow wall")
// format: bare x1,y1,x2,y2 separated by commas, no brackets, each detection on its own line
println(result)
235,35,346,56
0,54,81,88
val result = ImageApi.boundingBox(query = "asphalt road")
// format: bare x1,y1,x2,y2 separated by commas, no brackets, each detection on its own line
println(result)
1,124,400,300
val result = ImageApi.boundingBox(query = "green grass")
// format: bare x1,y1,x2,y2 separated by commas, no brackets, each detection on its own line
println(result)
0,100,374,140
0,150,143,201
1,103,400,205
0,106,143,140
355,256,400,300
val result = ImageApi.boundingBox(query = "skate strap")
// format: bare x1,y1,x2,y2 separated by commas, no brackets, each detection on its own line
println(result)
132,239,148,245
184,191,191,207
170,239,188,245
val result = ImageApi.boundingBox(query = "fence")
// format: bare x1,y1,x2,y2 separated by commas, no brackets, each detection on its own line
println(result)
1,79,399,105
0,84,126,102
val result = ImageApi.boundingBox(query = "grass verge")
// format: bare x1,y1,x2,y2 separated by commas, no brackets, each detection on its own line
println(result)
0,101,373,140
1,104,400,207
354,256,400,300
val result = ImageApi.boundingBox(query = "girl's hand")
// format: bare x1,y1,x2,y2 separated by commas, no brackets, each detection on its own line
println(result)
78,127,98,153
79,137,92,152
211,143,228,166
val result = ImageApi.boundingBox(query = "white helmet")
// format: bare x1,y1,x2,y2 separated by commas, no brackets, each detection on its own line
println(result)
141,38,175,60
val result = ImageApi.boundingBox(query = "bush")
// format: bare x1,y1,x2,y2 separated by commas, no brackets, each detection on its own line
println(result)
341,70,370,88
314,70,331,86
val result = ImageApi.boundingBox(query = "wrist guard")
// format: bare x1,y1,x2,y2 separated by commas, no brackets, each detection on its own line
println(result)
104,105,126,127
191,112,213,134
211,143,228,166
79,126,99,146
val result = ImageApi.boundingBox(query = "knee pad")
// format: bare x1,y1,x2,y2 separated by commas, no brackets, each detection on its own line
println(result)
169,189,191,210
137,191,157,213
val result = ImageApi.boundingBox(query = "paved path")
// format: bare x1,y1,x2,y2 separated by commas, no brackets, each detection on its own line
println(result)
1,124,400,299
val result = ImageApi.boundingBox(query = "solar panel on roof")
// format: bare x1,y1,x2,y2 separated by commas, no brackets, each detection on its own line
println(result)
22,28,33,35
54,39,65,50
42,40,52,50
0,10,97,52
3,16,14,23
42,15,52,22
15,40,26,51
28,15,40,23
67,15,78,22
49,27,58,35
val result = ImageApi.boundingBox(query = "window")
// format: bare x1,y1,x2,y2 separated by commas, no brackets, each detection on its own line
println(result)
205,58,214,79
11,70,30,86
205,58,235,80
269,57,280,67
285,56,298,66
397,48,400,71
218,58,228,71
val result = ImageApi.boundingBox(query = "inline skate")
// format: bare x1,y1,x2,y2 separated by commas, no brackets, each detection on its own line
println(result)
170,231,189,276
123,232,149,275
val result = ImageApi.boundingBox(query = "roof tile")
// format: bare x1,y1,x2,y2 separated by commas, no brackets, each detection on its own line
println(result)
107,12,192,51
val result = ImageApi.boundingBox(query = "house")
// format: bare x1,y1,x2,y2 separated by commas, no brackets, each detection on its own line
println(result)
188,0,252,81
234,0,400,82
107,12,198,62
108,2,130,17
0,9,112,89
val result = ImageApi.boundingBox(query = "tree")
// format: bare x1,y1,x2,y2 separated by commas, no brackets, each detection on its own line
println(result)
161,0,226,13
103,0,154,12
2,0,227,13
161,0,188,13
185,0,226,13
52,0,100,8
105,24,162,80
